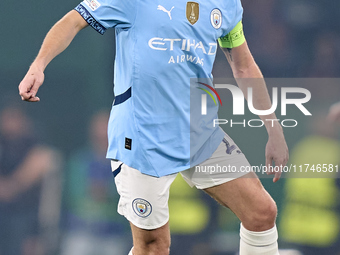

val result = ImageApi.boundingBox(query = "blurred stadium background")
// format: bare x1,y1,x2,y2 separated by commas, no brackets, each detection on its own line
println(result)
1,0,340,254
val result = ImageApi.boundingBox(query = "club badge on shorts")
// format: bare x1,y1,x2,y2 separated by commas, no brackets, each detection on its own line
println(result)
132,198,152,218
211,9,222,29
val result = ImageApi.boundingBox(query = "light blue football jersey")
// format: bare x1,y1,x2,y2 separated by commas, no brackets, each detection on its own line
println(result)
75,0,243,177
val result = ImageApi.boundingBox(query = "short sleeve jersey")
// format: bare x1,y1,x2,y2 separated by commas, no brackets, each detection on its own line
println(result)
75,0,244,177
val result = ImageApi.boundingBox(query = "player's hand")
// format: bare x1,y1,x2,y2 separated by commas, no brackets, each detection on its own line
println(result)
19,64,44,102
265,129,289,183
328,102,340,123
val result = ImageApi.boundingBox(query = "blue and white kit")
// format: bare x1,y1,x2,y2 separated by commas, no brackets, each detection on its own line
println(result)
75,0,244,177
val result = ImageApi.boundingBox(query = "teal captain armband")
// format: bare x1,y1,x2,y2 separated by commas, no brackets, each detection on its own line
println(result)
218,21,245,48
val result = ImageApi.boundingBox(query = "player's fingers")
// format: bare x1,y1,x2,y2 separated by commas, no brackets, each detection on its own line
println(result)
28,77,44,98
272,158,285,182
19,84,30,100
20,92,36,101
19,74,43,102
265,155,274,175
265,154,272,168
28,96,40,102
19,88,40,102
273,171,282,183
280,150,289,169
273,163,283,182
19,92,33,101
19,79,34,100
20,93,38,102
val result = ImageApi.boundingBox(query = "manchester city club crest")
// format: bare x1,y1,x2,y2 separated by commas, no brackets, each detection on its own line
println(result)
210,9,222,29
132,198,152,218
186,2,199,25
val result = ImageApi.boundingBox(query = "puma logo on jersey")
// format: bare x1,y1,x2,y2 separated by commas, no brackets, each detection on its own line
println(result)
157,5,175,20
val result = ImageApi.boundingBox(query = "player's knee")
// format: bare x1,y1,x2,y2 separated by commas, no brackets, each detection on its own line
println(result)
262,199,278,223
244,198,277,231
258,200,277,227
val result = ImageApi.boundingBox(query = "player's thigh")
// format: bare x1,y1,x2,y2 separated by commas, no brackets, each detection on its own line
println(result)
130,221,170,253
204,172,277,231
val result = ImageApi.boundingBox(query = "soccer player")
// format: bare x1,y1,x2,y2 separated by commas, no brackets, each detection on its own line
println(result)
19,0,289,254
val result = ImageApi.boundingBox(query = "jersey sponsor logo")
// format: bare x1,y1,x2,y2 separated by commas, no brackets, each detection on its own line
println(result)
84,0,101,11
132,198,152,218
157,5,175,20
211,9,222,29
148,38,217,55
148,38,217,67
186,2,199,25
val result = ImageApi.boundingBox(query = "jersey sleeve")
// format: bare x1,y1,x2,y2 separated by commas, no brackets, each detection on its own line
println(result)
218,0,244,48
74,0,136,35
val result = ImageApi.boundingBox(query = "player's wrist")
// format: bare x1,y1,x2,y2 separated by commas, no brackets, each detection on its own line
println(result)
265,121,283,137
30,58,47,73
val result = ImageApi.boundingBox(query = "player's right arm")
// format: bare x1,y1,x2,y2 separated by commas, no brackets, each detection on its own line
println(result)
19,10,88,102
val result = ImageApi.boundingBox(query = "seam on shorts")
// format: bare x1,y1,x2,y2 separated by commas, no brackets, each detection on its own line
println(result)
196,170,249,190
124,214,169,230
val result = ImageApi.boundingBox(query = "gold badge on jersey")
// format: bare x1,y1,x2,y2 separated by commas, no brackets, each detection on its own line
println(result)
186,2,199,25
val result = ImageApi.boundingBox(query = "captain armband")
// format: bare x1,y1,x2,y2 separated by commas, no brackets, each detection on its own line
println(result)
218,21,245,48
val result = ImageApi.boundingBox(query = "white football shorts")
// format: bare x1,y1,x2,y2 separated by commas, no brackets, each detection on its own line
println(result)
111,133,251,230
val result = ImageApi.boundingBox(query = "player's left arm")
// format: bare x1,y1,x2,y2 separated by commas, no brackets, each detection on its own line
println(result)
220,28,289,183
